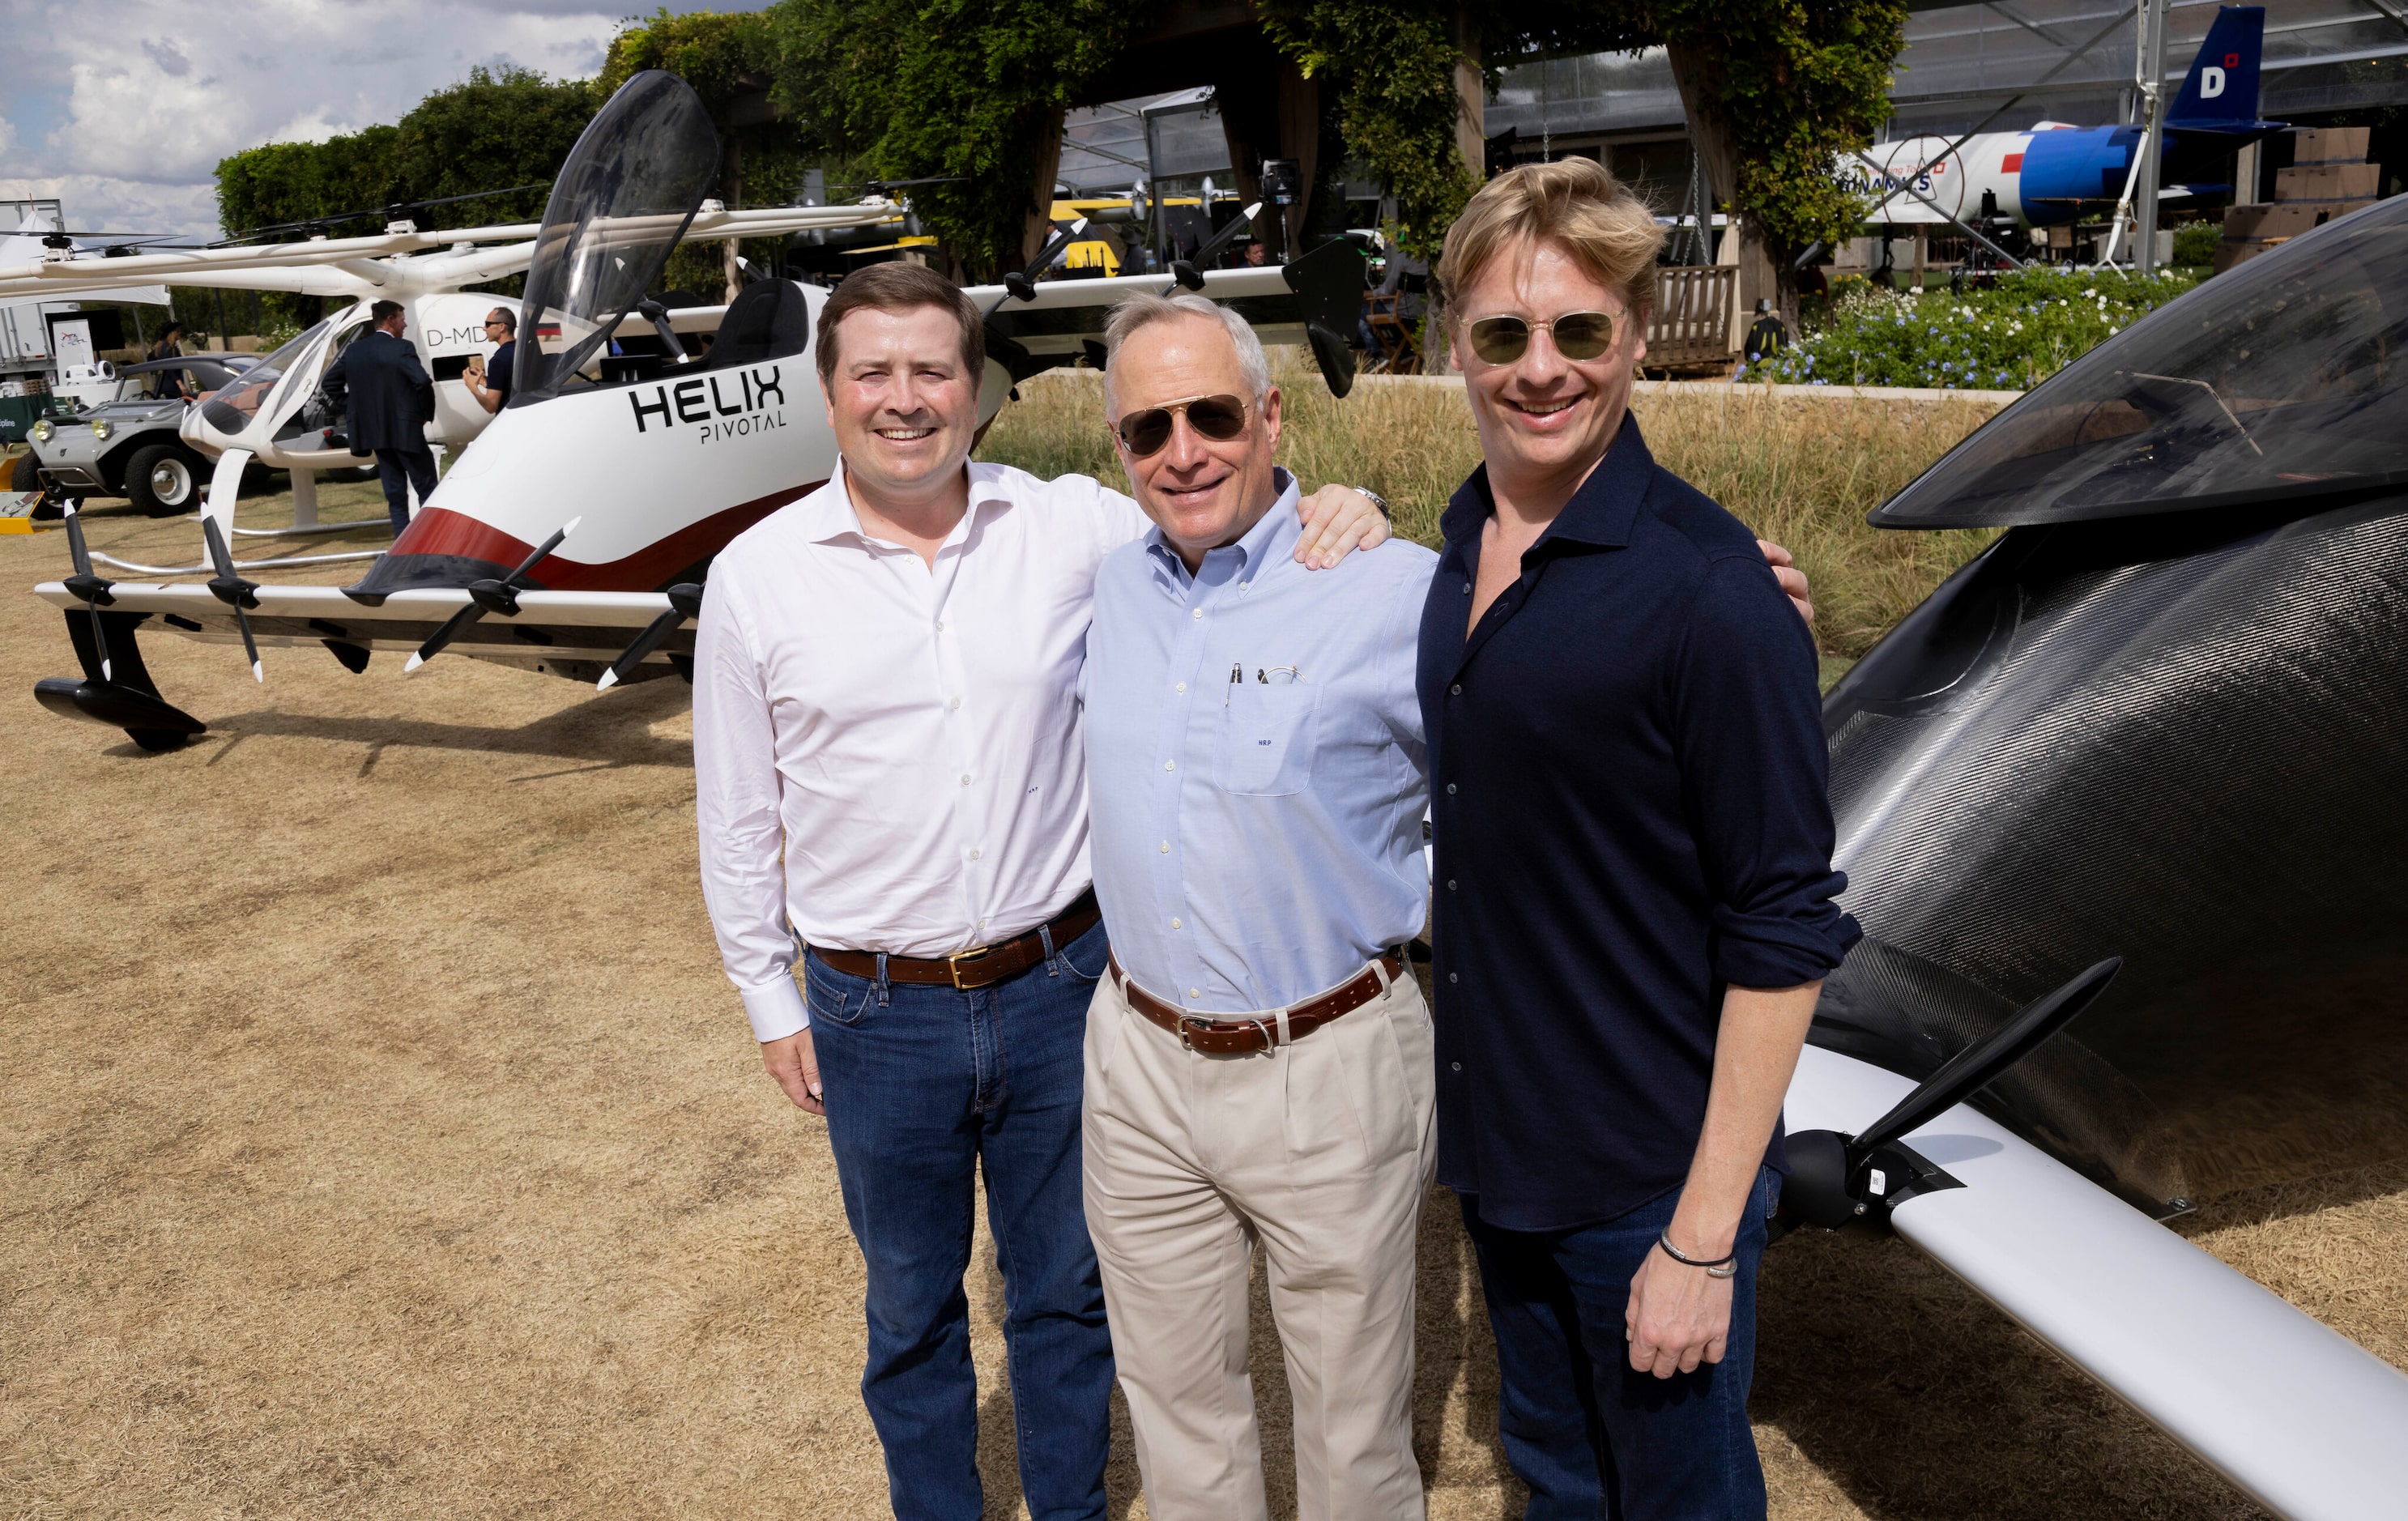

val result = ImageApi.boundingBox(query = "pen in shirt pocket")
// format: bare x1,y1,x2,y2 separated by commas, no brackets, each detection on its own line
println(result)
1228,662,1242,705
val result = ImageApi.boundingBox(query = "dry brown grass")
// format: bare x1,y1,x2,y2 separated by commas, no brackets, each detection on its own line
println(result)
0,478,2397,1520
977,358,2004,659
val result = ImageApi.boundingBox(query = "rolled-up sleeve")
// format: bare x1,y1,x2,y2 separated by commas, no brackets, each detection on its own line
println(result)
691,574,810,1041
1673,556,1861,988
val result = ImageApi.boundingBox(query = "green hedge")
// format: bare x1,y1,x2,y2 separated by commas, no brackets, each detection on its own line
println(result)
1750,265,2197,390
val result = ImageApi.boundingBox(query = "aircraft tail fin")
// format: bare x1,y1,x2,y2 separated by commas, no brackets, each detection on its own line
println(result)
2167,6,2264,128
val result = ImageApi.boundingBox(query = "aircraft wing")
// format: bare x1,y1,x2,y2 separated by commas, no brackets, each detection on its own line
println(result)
0,205,903,301
973,243,1368,396
32,580,688,673
1788,1045,2408,1519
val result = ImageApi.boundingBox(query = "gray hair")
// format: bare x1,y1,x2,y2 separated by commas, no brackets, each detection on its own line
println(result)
1101,292,1270,409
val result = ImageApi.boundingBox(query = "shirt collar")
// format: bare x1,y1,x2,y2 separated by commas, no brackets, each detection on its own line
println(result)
803,457,1010,550
1143,465,1298,586
1438,411,1653,553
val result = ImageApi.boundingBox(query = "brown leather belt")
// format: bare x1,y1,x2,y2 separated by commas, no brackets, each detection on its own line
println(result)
1107,948,1404,1055
811,889,1102,991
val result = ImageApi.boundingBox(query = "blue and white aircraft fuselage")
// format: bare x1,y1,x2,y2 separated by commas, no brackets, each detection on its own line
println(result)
1850,5,2282,229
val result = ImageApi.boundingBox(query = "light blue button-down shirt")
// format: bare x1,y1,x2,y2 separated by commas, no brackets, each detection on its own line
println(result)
1083,470,1437,1013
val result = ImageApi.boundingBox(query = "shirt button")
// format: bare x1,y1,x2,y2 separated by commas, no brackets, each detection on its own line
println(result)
1446,782,1458,795
1449,683,1462,695
969,849,982,860
1175,681,1187,693
1449,972,1459,983
935,620,945,631
1159,841,1170,854
1188,988,1200,999
1238,579,1249,591
1447,879,1457,891
1164,759,1176,771
948,697,961,710
1451,1061,1464,1072
1171,917,1183,930
960,774,972,786
1191,607,1204,620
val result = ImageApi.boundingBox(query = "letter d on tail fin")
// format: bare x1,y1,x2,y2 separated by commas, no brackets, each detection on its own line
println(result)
2169,6,2263,126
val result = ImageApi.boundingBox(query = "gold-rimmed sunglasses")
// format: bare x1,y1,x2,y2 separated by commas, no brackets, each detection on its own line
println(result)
1110,393,1251,458
1462,310,1621,365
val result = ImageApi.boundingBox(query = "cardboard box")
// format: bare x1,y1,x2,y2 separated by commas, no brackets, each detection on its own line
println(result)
2274,162,2382,203
2222,202,2321,240
2293,126,2371,165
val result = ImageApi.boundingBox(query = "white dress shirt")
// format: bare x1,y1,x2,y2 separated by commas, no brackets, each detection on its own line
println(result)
693,459,1149,1041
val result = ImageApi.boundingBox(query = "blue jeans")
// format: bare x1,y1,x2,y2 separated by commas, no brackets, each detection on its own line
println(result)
373,447,437,535
1460,1168,1781,1521
803,919,1115,1521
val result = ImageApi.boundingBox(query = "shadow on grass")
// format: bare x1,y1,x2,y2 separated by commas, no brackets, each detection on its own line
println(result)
198,677,696,771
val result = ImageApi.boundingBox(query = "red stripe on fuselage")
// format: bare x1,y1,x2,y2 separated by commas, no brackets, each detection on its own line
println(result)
392,480,825,590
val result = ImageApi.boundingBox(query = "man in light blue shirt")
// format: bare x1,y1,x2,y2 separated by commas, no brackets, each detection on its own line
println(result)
1078,292,1439,1521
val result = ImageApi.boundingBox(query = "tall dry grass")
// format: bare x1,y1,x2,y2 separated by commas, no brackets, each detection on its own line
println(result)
977,355,2005,658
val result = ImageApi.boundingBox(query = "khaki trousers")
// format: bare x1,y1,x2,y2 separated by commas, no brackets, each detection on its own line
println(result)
1081,961,1437,1521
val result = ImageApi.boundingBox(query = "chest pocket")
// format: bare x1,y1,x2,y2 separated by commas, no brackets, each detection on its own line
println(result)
1215,682,1321,797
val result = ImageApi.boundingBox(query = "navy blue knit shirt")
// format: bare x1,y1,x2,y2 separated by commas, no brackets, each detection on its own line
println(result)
1417,413,1860,1233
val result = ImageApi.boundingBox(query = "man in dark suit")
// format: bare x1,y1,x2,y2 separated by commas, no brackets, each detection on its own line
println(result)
323,299,437,535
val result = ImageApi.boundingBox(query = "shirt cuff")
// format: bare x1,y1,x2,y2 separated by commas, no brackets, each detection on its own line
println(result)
739,974,809,1042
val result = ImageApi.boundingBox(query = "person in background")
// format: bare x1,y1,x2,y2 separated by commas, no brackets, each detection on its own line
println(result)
145,322,193,399
1418,158,1856,1520
688,262,1392,1521
1743,296,1789,369
322,299,437,537
462,307,516,414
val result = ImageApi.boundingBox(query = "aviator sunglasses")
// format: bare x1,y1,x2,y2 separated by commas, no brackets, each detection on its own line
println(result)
1113,394,1251,457
1464,310,1620,365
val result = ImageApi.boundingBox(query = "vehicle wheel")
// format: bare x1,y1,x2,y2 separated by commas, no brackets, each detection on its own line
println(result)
10,450,37,492
127,728,193,752
125,444,202,517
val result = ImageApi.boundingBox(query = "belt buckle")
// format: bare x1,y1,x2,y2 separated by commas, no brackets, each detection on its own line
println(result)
1178,1015,1214,1053
946,943,995,990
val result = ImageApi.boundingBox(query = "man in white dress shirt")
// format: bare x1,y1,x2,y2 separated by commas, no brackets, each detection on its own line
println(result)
689,263,1390,1521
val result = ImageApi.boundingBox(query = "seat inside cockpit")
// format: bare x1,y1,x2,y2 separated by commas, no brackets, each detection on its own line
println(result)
701,279,810,369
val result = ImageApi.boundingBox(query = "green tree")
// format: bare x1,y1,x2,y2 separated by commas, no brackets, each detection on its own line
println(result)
766,0,1136,278
604,10,814,296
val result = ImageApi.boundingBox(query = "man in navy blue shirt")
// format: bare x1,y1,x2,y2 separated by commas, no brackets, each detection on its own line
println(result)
1417,160,1858,1519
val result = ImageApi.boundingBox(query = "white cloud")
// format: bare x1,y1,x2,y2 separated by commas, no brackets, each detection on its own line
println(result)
0,0,693,239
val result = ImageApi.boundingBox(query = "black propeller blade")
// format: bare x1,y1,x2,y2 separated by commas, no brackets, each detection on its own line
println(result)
597,582,705,691
1854,957,2125,1157
404,516,580,673
987,218,1090,314
60,503,115,681
1164,201,1264,294
200,518,264,684
1780,956,2125,1232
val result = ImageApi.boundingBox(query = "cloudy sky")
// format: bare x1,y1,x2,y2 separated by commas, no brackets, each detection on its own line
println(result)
0,0,732,241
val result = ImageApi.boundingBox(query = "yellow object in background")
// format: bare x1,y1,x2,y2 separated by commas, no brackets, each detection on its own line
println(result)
1063,239,1121,276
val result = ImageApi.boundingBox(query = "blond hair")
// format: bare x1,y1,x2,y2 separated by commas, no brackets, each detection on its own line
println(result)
1434,159,1664,319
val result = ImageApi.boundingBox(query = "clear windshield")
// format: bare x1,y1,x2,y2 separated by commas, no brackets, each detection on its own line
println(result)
199,317,334,432
511,70,719,404
1875,196,2408,527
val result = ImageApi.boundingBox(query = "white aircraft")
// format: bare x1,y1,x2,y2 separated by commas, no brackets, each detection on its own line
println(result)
0,183,905,539
1848,5,2281,232
27,67,1354,727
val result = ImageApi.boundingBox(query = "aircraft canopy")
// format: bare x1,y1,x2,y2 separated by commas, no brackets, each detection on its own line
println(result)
1874,195,2408,528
